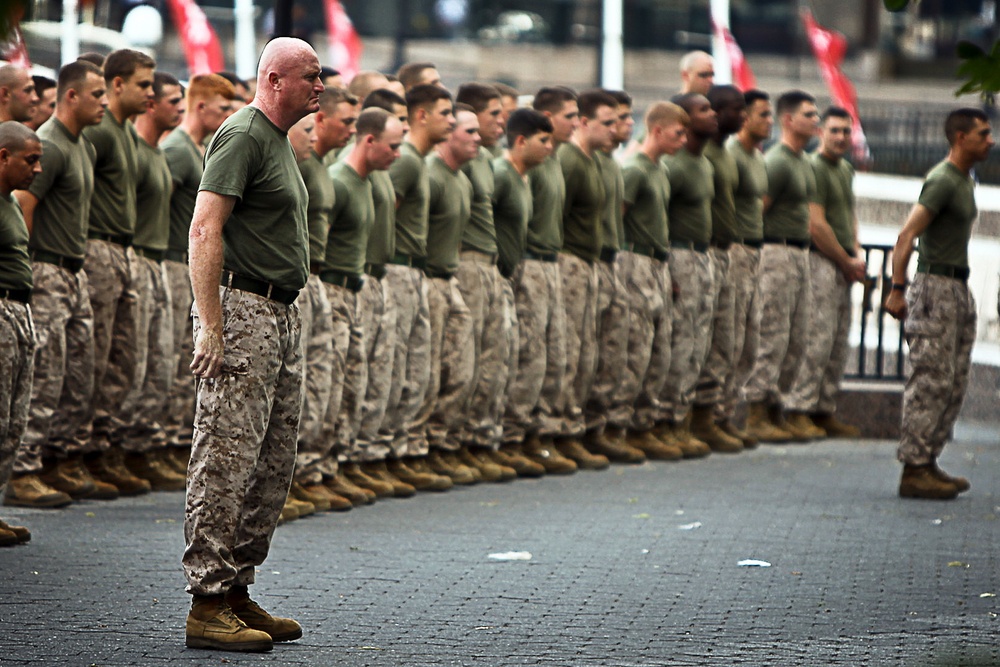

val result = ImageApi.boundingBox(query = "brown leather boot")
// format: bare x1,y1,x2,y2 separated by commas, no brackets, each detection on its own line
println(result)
186,594,273,652
86,448,151,496
125,451,187,492
584,427,644,464
386,458,453,491
39,457,95,498
931,462,970,493
899,464,959,500
626,429,682,461
427,450,477,485
652,422,709,459
557,436,610,470
690,406,743,454
342,462,394,498
720,420,758,449
745,402,794,443
459,446,515,482
363,461,417,497
522,435,577,475
290,481,332,512
0,526,17,547
277,500,299,525
811,413,860,438
324,473,377,504
0,518,30,543
495,445,546,477
61,456,119,500
225,586,302,643
783,412,826,442
3,474,73,508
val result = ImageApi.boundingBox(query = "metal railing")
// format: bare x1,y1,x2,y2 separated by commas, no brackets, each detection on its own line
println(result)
846,243,906,381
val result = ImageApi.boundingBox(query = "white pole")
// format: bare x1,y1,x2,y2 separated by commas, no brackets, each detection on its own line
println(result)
61,0,79,65
234,0,256,80
601,0,624,89
710,0,732,85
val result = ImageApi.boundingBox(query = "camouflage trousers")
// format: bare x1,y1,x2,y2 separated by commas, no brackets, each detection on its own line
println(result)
503,258,566,443
785,253,853,414
610,252,672,432
897,274,976,466
183,286,303,596
354,275,396,462
719,244,762,420
500,277,519,443
384,265,431,457
416,276,474,451
164,260,194,447
557,253,599,438
293,275,335,485
695,247,734,408
455,251,511,449
84,240,141,452
587,255,630,433
16,263,94,473
0,300,35,494
744,245,811,407
661,248,714,423
120,257,174,452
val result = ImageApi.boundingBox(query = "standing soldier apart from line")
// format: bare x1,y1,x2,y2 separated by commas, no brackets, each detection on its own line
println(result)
720,89,771,441
183,37,324,653
885,108,993,500
744,90,823,443
784,107,866,437
7,61,108,509
0,122,42,544
161,74,237,462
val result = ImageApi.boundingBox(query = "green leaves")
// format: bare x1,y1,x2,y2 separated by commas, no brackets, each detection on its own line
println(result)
955,40,1000,97
883,0,910,11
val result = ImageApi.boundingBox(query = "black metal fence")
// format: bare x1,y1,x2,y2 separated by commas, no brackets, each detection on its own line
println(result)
846,243,906,381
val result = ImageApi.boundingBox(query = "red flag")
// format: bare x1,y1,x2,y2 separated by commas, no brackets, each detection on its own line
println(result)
165,0,224,76
2,26,30,68
324,0,362,81
714,24,756,92
801,10,869,162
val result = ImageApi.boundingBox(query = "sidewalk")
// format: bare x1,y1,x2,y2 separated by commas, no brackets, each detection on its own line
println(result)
2,423,998,666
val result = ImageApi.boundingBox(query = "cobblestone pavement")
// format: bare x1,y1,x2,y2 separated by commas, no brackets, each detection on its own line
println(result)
2,423,999,666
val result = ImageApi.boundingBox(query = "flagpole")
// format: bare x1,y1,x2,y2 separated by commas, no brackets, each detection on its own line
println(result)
600,0,624,89
61,0,79,65
710,0,731,84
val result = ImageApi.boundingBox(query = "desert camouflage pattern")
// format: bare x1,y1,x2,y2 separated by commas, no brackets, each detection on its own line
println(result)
556,253,599,438
293,275,335,484
719,244,762,420
587,255,630,434
0,300,35,492
695,247,734,407
354,275,396,462
164,259,195,447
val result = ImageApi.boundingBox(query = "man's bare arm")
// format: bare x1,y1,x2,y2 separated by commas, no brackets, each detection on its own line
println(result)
883,203,934,321
189,190,236,379
809,202,865,282
14,191,38,234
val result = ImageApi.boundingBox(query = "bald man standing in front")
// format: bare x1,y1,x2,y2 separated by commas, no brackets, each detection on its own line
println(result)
182,38,323,653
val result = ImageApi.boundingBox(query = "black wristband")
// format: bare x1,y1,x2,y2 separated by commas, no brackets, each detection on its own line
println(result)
891,282,908,291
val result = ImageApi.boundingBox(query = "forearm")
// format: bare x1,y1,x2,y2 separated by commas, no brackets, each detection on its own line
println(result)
809,207,853,271
188,193,233,336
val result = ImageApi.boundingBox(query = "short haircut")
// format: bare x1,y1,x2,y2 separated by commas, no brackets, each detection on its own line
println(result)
0,65,27,91
318,87,357,113
822,106,852,123
670,92,706,116
744,89,769,108
152,71,180,99
355,107,392,139
606,89,632,107
103,49,155,83
397,62,436,90
57,60,103,98
405,84,452,115
493,82,518,99
506,108,552,145
320,66,340,80
945,107,990,144
186,73,237,105
532,86,577,113
775,90,815,117
577,89,619,119
454,102,476,116
362,88,407,112
216,71,247,91
33,75,56,97
77,52,105,68
456,82,500,114
707,84,743,110
348,70,389,99
680,50,712,73
0,120,39,153
645,101,689,129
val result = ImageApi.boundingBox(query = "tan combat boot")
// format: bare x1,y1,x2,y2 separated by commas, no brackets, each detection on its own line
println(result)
811,413,861,438
0,518,30,543
226,586,302,643
289,481,332,512
626,428,682,461
0,525,18,547
677,414,714,458
324,473,377,504
61,455,120,500
653,422,709,459
495,444,546,477
459,446,516,482
3,474,73,508
783,412,826,442
86,448,151,496
186,594,273,652
39,457,95,498
125,451,186,492
277,500,299,526
720,420,758,449
342,462,394,498
931,462,970,493
584,427,644,464
363,461,417,497
690,406,743,454
427,450,477,485
478,449,518,481
745,402,794,444
386,458,453,491
522,435,577,475
557,436,611,470
899,464,959,500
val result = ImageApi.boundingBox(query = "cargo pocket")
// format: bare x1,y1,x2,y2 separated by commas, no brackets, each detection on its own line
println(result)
192,289,253,438
904,277,944,338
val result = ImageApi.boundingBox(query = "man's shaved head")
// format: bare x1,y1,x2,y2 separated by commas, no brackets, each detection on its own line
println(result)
0,119,38,153
257,37,317,82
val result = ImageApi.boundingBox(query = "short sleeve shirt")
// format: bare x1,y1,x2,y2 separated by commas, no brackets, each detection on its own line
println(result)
727,135,766,241
299,150,336,265
622,152,670,253
810,152,856,252
389,141,430,258
324,161,373,276
426,154,472,276
595,150,624,250
28,118,95,259
366,170,396,265
526,154,565,255
916,160,977,268
0,195,32,290
558,141,605,262
134,137,173,251
199,106,309,291
662,147,714,244
460,147,497,254
162,128,203,254
703,139,739,244
84,112,139,236
764,143,815,241
492,157,532,277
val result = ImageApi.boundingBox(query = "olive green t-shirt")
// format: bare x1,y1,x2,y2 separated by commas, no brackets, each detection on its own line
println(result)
810,152,855,252
200,106,309,291
492,157,532,277
299,150,336,265
622,152,670,253
426,154,472,276
460,147,497,254
366,170,396,265
134,137,173,252
0,195,32,290
162,128,203,254
27,118,95,259
324,161,373,276
596,150,624,250
389,141,430,259
558,142,605,262
727,135,767,241
764,143,815,241
662,147,713,244
916,160,977,268
704,139,739,244
526,154,565,255
485,144,503,159
84,111,139,236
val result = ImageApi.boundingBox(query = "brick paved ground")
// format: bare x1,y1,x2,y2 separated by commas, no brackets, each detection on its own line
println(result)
2,423,998,666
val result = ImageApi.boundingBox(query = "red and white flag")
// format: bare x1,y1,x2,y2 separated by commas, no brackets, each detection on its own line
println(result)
801,10,869,161
324,0,362,81
2,26,30,68
166,0,224,76
714,24,756,92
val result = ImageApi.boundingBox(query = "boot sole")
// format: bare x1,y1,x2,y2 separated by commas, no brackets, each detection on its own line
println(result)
3,496,73,509
899,486,959,500
186,636,274,652
267,628,303,642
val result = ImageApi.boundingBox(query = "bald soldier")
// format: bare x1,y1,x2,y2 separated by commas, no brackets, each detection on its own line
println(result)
182,38,324,652
679,51,715,96
0,65,38,123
